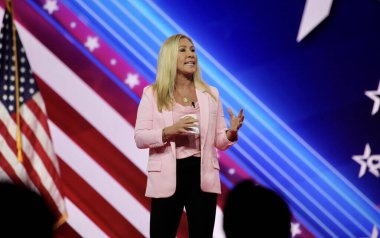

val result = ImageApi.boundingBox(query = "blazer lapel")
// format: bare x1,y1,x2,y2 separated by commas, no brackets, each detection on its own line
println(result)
163,109,176,158
196,88,209,157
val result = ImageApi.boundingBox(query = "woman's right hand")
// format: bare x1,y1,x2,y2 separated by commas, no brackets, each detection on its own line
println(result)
164,116,198,138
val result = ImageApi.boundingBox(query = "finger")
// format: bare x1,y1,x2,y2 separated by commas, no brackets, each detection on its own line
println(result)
227,108,234,118
185,118,198,124
178,128,189,134
238,108,243,118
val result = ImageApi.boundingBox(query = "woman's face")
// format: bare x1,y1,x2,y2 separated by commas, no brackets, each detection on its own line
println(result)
176,37,197,77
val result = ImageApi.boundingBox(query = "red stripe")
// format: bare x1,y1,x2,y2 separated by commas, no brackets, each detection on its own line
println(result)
0,119,62,218
53,223,82,238
59,158,144,238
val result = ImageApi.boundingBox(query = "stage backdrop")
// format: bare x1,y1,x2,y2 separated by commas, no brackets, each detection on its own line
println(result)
1,0,379,237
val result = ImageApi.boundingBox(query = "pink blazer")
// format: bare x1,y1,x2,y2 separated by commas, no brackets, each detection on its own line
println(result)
134,85,235,198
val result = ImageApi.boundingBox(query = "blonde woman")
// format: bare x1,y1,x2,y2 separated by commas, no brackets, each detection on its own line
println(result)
134,34,244,238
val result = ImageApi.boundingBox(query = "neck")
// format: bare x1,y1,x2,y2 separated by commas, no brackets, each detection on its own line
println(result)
175,74,194,90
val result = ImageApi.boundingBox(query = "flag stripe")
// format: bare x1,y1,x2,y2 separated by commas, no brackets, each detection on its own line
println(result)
65,198,109,238
59,158,144,238
53,223,82,238
36,76,149,208
49,121,151,237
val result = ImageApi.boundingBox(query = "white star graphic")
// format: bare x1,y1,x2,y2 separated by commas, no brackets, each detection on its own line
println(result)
124,73,140,89
291,222,302,237
43,0,59,15
110,58,117,65
228,168,235,175
352,144,380,178
297,0,334,42
84,36,100,52
365,81,380,115
70,22,77,28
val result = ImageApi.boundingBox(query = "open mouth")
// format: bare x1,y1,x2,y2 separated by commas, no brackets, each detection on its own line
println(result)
185,61,195,65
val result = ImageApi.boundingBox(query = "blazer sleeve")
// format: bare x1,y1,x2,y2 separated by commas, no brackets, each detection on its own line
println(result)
134,87,167,149
213,87,236,150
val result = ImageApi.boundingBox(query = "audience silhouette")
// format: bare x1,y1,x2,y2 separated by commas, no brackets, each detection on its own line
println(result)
0,181,55,238
223,179,291,238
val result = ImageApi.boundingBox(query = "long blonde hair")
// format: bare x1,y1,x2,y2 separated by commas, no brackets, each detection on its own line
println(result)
152,34,215,112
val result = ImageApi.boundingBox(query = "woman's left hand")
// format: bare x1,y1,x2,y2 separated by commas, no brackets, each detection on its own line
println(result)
226,108,244,141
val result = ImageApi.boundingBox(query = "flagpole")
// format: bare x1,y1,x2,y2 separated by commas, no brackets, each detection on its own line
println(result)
7,0,23,162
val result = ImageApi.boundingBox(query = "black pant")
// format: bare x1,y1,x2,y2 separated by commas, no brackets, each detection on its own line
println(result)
150,156,217,238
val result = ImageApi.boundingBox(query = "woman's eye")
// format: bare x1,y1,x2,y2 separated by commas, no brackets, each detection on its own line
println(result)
179,48,186,52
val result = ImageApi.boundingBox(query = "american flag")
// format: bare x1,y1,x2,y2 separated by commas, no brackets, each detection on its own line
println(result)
0,2,66,228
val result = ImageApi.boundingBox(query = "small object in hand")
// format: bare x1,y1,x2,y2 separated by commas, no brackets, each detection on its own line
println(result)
181,114,199,134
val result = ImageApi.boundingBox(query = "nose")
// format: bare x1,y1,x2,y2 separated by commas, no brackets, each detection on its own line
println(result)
187,51,195,58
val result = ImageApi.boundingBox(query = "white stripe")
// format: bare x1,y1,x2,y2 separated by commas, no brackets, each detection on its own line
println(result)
0,166,11,181
17,20,149,177
33,91,48,114
65,198,109,238
49,121,150,237
214,207,226,238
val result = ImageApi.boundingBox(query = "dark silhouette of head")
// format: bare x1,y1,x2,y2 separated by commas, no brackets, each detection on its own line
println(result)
223,180,291,238
0,182,55,238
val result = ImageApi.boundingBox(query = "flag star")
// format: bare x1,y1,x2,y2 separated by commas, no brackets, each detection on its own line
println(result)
291,222,302,237
110,58,117,65
84,36,100,52
124,73,140,89
70,22,77,28
43,0,59,15
365,81,380,115
352,144,380,178
228,168,235,175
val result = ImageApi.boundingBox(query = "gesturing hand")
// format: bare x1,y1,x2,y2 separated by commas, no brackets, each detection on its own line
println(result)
226,108,244,141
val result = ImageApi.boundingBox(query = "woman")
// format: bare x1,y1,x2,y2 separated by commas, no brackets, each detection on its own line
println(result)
134,34,244,238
